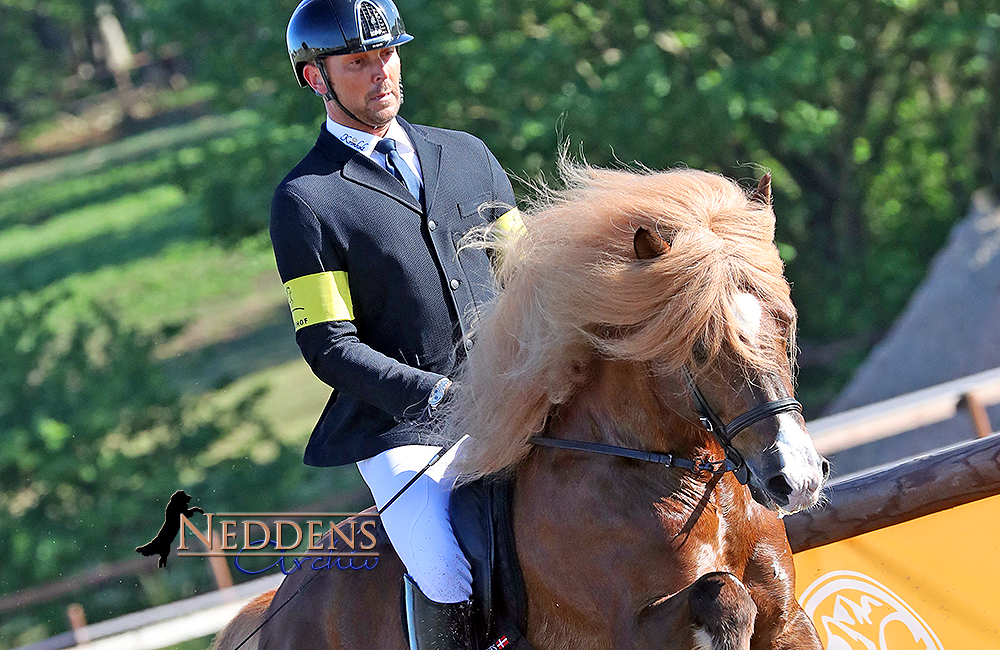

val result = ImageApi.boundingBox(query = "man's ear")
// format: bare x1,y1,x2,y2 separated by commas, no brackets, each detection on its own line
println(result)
303,63,326,96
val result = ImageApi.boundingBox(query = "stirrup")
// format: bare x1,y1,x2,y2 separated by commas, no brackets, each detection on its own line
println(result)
403,574,474,650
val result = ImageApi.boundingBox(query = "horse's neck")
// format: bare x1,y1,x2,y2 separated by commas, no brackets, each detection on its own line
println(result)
550,360,706,456
535,359,747,546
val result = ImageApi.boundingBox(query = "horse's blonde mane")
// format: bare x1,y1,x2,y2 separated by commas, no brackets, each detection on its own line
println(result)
445,163,795,483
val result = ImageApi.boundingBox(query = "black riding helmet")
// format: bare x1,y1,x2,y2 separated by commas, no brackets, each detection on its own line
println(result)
287,0,414,88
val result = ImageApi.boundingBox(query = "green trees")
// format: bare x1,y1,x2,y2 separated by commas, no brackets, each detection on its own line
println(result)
0,299,187,593
1,0,132,126
137,0,999,371
401,0,999,345
10,2,1000,331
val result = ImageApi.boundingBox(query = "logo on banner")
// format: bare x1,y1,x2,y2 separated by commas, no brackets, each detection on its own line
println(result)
799,570,943,650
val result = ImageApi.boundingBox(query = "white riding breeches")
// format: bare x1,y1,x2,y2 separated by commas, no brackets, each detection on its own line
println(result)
356,441,472,604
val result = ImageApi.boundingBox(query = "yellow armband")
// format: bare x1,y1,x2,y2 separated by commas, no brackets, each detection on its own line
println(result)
283,271,354,331
496,207,526,238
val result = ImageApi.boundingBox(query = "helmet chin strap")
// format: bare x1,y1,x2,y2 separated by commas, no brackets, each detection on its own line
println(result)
313,59,389,131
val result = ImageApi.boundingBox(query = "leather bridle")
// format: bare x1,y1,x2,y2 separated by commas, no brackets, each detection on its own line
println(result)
529,367,803,488
680,367,802,485
529,435,737,476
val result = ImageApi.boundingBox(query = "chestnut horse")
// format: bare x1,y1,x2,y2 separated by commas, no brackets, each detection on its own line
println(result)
212,166,828,650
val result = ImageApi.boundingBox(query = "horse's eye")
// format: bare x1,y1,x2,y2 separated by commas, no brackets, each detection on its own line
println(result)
692,341,708,364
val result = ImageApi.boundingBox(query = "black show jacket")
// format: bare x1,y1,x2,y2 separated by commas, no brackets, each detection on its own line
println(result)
270,118,516,467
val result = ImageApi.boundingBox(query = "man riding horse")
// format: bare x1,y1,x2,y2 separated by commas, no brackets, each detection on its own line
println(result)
245,1,830,649
270,0,518,648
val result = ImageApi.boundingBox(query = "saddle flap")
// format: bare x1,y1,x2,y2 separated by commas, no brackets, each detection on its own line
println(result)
450,479,495,635
450,475,531,648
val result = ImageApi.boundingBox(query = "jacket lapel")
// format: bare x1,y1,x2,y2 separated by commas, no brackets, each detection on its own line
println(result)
316,126,422,212
343,156,421,210
400,118,441,216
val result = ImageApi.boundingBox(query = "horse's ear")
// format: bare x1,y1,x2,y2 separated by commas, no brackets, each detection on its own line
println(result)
634,227,669,260
750,172,772,206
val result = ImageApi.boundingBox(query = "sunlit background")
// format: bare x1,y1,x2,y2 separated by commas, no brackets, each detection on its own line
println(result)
1,0,998,647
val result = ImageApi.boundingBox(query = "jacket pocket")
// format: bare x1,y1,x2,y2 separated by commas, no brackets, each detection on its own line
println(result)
457,192,491,221
399,345,452,372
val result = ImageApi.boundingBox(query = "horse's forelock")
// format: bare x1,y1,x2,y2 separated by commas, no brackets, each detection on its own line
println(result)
447,164,795,483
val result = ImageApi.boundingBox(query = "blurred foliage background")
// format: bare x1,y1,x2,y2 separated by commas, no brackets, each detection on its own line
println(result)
1,0,998,646
144,0,1000,395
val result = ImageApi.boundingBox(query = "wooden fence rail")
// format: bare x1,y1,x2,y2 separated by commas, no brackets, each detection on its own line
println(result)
14,574,282,650
0,558,158,614
784,432,1000,552
807,365,1000,455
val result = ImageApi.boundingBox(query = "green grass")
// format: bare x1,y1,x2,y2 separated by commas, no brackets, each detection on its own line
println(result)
0,109,260,192
0,107,338,475
0,186,188,295
0,153,177,229
0,187,185,257
0,107,370,649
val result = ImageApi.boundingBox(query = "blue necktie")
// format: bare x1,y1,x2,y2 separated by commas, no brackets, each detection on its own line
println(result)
374,138,421,202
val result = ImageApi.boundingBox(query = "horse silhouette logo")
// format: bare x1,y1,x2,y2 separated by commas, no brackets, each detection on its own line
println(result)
135,490,204,568
799,570,943,650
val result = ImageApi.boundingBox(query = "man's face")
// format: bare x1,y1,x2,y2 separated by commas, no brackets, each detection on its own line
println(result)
319,47,402,133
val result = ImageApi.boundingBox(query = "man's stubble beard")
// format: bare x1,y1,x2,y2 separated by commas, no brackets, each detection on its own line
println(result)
382,77,404,124
327,73,404,130
362,76,403,129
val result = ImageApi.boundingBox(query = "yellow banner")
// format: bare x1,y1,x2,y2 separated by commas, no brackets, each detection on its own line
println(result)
794,494,1000,648
283,271,353,331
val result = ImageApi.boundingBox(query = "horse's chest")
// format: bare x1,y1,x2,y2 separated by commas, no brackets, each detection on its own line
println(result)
656,488,743,574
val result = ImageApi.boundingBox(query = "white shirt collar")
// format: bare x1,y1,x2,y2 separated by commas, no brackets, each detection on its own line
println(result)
324,117,416,159
325,116,378,156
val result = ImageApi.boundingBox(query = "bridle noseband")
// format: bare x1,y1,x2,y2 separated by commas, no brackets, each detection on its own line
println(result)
681,367,802,485
529,367,803,487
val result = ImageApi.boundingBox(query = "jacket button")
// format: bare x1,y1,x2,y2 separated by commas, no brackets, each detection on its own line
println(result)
427,220,437,231
450,279,460,290
464,338,474,351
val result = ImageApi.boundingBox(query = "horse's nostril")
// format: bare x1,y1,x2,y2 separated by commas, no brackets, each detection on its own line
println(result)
767,475,793,498
821,458,831,481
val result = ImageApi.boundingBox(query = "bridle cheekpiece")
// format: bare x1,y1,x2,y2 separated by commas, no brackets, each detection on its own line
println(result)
681,367,802,485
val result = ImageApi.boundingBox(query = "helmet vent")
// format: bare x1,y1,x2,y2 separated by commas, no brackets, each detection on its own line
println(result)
357,0,392,46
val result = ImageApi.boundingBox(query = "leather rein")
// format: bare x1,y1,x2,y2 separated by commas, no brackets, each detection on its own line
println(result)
529,368,803,485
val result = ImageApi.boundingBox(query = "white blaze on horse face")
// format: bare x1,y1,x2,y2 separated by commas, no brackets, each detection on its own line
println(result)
732,293,823,512
774,411,824,512
732,293,763,342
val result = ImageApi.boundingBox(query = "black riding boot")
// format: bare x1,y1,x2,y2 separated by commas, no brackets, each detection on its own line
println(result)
403,574,475,650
